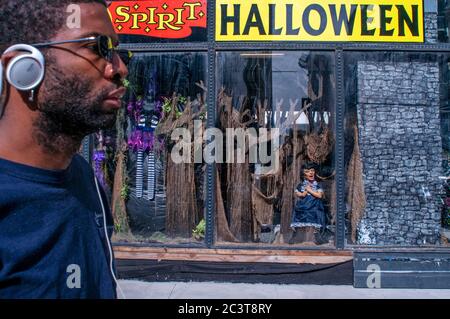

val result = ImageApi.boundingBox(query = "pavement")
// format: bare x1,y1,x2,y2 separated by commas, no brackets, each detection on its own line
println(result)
117,280,450,299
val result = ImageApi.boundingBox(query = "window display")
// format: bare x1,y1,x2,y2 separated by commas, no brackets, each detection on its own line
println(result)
344,51,450,247
215,51,336,246
86,1,450,250
93,52,207,244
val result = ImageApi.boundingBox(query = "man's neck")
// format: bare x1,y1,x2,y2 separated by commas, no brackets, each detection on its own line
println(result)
0,121,81,171
0,91,88,170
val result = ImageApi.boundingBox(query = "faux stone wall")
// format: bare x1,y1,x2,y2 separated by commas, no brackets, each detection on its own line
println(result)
425,13,438,43
356,61,442,245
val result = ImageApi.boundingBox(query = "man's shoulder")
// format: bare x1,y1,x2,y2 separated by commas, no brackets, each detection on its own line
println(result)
72,154,94,174
0,162,25,186
69,154,97,187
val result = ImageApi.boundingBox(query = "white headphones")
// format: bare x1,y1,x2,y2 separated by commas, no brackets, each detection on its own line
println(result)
0,44,45,101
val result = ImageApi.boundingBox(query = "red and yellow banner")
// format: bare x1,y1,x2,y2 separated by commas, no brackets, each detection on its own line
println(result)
108,0,207,39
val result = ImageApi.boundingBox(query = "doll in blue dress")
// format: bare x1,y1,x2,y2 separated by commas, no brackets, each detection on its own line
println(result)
290,163,326,243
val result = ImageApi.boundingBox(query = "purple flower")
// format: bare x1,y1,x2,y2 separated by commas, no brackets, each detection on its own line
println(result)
93,150,107,188
128,130,157,153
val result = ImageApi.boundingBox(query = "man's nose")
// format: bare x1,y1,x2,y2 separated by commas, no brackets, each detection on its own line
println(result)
115,53,129,80
106,53,129,82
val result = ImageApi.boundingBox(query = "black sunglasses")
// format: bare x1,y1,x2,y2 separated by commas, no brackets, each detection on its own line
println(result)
32,35,133,66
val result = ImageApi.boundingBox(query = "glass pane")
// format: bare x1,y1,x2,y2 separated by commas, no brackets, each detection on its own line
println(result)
215,51,336,247
437,0,449,42
93,52,208,244
344,51,450,247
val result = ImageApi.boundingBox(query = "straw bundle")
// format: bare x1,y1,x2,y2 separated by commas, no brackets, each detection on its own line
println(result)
111,107,130,234
347,125,366,243
252,175,279,241
306,125,334,164
215,167,239,242
111,142,130,233
158,93,206,238
280,131,305,237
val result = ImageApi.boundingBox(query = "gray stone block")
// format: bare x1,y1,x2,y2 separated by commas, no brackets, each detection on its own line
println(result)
355,60,442,246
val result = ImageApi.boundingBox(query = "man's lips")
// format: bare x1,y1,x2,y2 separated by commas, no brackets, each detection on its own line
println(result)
106,87,127,100
103,87,127,109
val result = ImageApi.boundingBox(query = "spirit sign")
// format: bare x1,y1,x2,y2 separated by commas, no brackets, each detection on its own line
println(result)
108,0,207,39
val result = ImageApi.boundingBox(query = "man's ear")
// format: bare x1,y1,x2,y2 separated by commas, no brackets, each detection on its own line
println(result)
0,54,8,100
0,51,18,94
1,51,16,67
0,51,41,110
0,55,9,118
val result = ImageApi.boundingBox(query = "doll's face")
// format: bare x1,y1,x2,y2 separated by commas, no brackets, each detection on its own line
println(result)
304,168,316,181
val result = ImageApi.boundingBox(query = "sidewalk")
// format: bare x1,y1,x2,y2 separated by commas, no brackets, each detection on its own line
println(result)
117,280,450,299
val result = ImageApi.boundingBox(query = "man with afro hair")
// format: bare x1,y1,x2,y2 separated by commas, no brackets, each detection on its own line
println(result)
0,0,128,298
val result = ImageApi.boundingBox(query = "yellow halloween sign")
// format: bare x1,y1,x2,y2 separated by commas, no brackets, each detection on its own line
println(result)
216,0,424,42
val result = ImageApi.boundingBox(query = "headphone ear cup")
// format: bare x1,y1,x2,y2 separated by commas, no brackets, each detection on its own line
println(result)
4,44,45,91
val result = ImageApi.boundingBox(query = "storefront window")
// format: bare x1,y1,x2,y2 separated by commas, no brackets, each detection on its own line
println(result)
344,51,450,247
215,51,336,247
419,0,446,43
93,52,207,244
438,0,450,42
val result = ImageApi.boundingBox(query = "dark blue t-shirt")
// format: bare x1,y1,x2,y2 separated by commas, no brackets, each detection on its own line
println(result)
0,155,116,299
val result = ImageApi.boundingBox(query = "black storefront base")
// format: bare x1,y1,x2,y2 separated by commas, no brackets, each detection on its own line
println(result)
116,259,353,286
116,251,450,288
354,251,450,289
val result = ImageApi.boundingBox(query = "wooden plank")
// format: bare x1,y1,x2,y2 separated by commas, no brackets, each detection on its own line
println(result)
113,246,353,264
114,246,353,256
